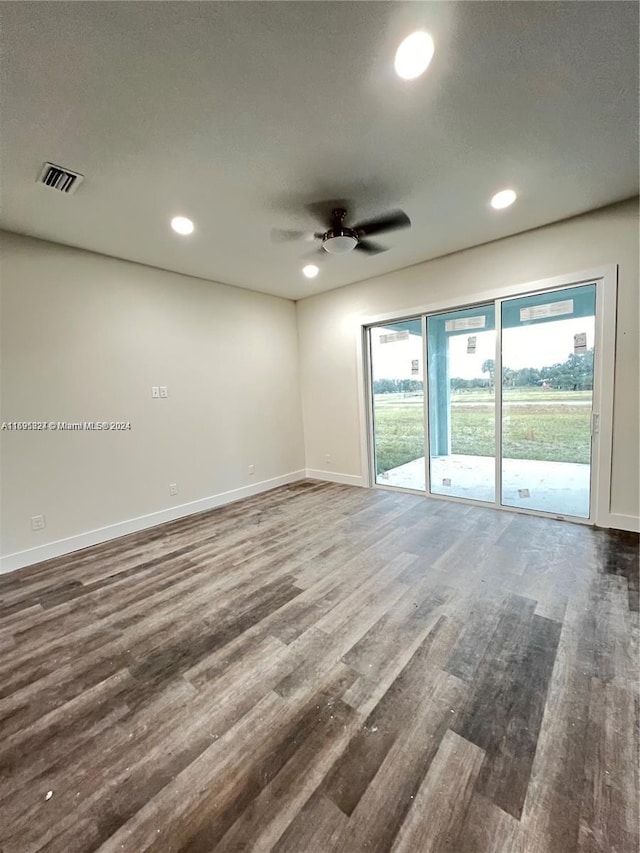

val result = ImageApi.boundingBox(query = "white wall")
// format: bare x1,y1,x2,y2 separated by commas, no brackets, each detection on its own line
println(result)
0,232,305,565
297,199,639,526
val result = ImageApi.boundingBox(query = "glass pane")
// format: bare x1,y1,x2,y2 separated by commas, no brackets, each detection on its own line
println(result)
427,305,496,502
500,284,596,518
371,319,425,490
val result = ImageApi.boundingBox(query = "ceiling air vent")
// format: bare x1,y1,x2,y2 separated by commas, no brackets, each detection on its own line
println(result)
37,162,84,195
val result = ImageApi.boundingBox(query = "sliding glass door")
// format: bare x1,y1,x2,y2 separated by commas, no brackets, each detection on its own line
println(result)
368,281,599,521
427,305,496,502
499,285,596,518
370,319,425,491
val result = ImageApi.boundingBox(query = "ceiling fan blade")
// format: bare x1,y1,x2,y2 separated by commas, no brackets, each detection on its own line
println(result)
270,228,314,243
355,239,387,255
353,209,411,237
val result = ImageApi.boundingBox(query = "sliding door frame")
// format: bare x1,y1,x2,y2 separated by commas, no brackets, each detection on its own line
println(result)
421,314,430,498
364,314,428,497
359,264,617,527
494,297,504,515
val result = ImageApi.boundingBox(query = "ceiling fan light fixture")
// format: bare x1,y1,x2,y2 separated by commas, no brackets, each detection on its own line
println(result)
322,233,359,254
394,31,435,80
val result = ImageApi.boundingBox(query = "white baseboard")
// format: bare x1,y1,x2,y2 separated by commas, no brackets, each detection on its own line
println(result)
0,470,307,574
305,468,367,487
5,467,631,575
602,513,640,533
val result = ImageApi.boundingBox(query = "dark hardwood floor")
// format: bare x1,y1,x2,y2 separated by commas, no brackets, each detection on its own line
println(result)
0,481,638,852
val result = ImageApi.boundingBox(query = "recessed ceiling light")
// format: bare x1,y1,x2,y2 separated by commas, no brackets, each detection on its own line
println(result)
302,264,319,279
171,216,194,235
394,31,435,80
490,189,517,210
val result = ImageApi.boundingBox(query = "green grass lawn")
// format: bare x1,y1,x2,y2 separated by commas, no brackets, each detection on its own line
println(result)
373,392,592,474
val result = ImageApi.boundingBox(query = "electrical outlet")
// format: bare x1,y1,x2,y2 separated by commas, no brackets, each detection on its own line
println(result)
248,464,255,476
151,386,160,398
159,386,168,398
31,514,46,531
325,454,331,465
169,483,178,496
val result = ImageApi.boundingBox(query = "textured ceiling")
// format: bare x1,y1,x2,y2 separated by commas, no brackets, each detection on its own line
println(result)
1,2,638,299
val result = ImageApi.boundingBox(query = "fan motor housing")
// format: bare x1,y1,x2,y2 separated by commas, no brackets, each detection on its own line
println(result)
322,227,359,254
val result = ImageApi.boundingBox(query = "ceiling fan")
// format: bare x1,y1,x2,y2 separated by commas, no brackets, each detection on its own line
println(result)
271,204,411,256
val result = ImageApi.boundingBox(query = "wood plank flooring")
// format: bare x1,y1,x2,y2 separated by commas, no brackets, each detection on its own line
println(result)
0,481,638,852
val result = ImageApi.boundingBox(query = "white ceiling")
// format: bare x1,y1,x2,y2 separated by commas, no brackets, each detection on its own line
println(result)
1,2,638,300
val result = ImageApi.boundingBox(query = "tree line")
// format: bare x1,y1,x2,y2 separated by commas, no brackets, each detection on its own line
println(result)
372,378,424,394
373,348,594,394
479,349,594,391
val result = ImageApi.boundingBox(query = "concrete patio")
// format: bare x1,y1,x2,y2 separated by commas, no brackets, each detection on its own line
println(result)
378,453,591,518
